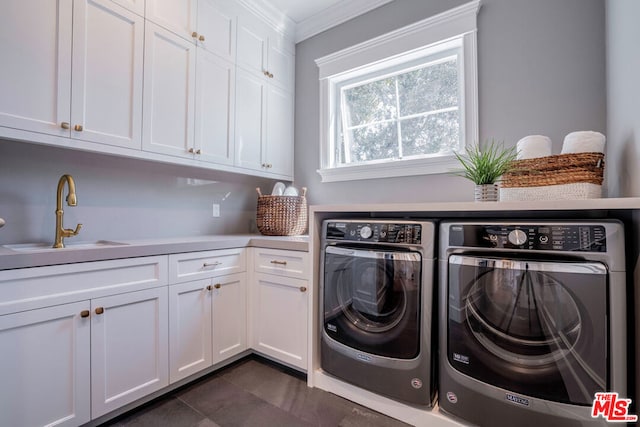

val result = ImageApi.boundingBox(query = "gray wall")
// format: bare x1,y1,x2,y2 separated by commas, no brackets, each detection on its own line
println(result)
606,0,640,198
0,139,275,244
294,0,607,205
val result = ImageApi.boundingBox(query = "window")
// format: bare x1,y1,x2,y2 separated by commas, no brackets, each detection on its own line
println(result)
316,1,480,182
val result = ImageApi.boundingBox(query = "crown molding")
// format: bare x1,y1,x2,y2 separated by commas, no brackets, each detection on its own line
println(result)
236,0,297,40
295,0,394,43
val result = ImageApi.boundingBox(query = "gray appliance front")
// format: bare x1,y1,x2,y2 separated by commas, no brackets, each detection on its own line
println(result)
438,221,627,427
320,219,436,406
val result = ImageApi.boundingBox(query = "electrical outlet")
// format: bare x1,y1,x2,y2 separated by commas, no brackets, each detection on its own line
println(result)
212,203,220,217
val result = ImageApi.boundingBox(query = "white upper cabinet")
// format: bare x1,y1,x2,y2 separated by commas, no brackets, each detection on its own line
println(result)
0,0,72,138
0,0,143,149
197,0,237,62
145,0,198,42
142,22,197,158
235,10,295,178
72,0,144,149
195,49,236,165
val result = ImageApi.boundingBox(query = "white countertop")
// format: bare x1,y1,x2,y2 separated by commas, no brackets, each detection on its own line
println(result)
310,197,640,214
0,234,308,271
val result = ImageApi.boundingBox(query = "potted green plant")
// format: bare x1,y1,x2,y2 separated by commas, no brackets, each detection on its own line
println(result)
453,140,517,201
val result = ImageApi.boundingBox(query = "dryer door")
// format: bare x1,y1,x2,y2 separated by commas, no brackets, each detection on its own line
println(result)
323,245,422,359
447,255,608,406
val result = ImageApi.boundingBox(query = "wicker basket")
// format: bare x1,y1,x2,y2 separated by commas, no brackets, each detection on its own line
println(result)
256,187,308,236
500,152,604,201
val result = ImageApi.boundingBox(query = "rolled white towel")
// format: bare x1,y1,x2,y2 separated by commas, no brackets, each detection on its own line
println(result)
561,131,605,154
516,135,553,160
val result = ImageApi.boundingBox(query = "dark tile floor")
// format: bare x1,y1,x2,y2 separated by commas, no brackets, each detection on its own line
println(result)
102,356,411,427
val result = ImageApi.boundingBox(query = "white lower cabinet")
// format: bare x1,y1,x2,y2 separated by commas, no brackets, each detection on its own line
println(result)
0,256,168,425
169,250,247,383
91,286,169,418
0,301,91,427
251,248,309,371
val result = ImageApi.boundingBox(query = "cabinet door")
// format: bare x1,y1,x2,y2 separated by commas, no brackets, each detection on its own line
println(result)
71,0,144,149
0,0,72,137
236,12,267,75
212,273,247,364
252,273,308,370
0,302,90,427
235,68,266,171
267,33,295,89
168,279,213,383
197,0,237,62
195,49,235,165
265,85,294,177
91,287,169,418
142,22,196,158
145,0,197,42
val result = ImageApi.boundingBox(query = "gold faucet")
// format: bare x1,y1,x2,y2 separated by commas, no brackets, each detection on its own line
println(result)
53,174,82,248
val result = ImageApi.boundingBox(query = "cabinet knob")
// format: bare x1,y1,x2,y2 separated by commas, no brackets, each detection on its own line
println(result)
206,285,213,291
299,286,307,293
214,283,221,289
192,31,198,39
263,70,270,77
268,72,274,79
74,124,83,132
188,147,195,153
199,35,205,42
267,163,273,169
80,310,90,318
195,149,201,155
95,307,105,315
61,122,70,130
270,260,287,266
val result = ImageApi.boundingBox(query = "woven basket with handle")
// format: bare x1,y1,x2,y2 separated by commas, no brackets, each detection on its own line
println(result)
256,187,308,236
501,152,604,188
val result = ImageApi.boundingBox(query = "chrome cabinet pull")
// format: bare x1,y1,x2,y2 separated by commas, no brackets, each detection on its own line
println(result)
270,260,287,266
203,261,222,268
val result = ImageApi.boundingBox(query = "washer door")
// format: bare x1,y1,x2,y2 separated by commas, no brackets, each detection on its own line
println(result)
447,255,608,406
323,245,421,359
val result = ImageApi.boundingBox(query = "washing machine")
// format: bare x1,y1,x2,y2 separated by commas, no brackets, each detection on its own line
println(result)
320,219,436,406
439,221,628,426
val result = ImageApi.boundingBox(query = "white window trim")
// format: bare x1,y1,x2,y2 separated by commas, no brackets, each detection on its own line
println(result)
315,0,481,183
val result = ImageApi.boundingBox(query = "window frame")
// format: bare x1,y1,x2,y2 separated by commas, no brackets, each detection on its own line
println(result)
315,0,481,183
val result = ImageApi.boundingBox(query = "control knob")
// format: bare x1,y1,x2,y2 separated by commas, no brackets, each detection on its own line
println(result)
359,226,373,239
508,229,528,246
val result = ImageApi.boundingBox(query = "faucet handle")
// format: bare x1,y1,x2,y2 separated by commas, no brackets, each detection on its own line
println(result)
63,223,83,237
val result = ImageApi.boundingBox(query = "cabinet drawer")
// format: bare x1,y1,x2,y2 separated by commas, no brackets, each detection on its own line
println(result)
0,256,168,316
169,248,246,283
253,248,308,279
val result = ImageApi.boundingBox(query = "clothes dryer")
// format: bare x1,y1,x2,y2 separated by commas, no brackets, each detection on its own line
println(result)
439,221,628,426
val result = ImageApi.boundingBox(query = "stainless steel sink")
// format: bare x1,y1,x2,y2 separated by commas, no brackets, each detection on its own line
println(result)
2,240,129,252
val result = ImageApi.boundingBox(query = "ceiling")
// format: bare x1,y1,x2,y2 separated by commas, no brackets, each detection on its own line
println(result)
252,0,394,42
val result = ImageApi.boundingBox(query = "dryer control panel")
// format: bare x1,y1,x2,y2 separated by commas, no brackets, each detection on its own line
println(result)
325,221,422,244
448,224,607,252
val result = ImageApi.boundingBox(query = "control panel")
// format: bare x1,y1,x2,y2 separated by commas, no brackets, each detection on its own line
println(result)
325,221,422,244
448,224,607,252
